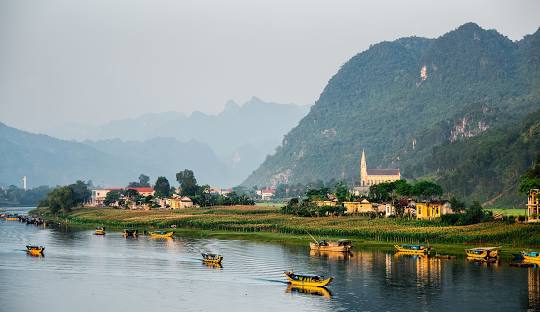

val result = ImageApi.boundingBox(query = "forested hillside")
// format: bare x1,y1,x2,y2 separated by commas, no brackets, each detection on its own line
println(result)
244,23,540,205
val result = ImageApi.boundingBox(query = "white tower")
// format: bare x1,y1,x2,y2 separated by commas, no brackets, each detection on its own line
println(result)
360,150,367,186
22,176,27,190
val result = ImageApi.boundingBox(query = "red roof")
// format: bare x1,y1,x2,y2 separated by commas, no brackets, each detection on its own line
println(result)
126,187,155,193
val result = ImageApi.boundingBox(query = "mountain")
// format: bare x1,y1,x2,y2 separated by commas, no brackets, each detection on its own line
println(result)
243,23,540,205
0,122,229,187
45,97,309,186
423,109,540,207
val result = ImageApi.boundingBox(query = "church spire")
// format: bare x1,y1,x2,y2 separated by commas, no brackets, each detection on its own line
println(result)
360,149,367,186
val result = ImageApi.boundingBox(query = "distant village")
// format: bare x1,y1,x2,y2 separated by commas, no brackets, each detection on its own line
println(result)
80,151,540,223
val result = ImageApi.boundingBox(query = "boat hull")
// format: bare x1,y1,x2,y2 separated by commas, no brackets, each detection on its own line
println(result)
149,231,174,238
5,217,18,221
522,251,540,263
26,246,44,256
465,247,499,260
394,245,429,254
309,243,352,252
285,272,333,287
95,230,106,235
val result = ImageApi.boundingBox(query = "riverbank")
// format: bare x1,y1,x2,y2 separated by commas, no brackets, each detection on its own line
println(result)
30,206,540,251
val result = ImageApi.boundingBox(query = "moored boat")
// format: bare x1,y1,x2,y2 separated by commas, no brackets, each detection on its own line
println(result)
522,251,540,263
201,253,223,264
284,271,333,287
149,230,174,238
26,245,45,256
465,247,500,260
310,239,353,252
394,244,431,254
5,214,19,221
123,229,139,238
95,227,106,235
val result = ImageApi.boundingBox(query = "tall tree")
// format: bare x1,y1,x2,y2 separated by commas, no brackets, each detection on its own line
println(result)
128,174,151,187
176,169,199,196
154,176,171,198
519,155,540,193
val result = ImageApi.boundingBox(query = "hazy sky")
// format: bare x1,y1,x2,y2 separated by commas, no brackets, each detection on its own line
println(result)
1,0,539,132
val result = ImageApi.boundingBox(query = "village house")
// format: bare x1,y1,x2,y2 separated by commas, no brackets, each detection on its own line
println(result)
314,199,339,207
257,188,276,201
416,200,452,220
167,195,194,209
344,199,376,214
89,187,155,206
527,189,539,222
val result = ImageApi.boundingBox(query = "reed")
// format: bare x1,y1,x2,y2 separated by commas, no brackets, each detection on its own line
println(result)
31,206,540,247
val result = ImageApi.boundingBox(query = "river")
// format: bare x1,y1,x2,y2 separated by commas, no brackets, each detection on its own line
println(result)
1,207,539,312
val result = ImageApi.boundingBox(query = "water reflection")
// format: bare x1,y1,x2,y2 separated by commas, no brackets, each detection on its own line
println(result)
0,207,537,312
530,268,540,310
286,285,332,299
309,250,353,261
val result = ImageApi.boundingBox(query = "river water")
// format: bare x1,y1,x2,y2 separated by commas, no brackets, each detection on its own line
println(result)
1,207,539,312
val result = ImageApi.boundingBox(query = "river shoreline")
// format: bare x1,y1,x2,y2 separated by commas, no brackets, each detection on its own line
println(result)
28,206,540,257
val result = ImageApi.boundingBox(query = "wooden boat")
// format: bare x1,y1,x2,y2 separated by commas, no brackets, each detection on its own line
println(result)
310,239,353,252
5,215,19,221
394,244,431,254
201,253,223,264
123,229,139,237
149,230,174,238
95,227,106,235
284,271,333,287
465,247,500,260
522,251,540,263
26,245,45,256
286,284,332,298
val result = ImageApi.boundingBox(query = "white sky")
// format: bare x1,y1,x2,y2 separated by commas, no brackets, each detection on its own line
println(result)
1,0,539,132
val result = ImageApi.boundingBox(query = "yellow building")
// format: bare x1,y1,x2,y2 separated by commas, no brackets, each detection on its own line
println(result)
344,199,375,214
167,196,194,209
360,150,401,186
528,189,540,222
416,201,452,220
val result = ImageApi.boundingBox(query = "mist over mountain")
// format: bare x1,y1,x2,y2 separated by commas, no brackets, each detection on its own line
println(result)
0,121,232,187
243,23,540,205
3,98,308,187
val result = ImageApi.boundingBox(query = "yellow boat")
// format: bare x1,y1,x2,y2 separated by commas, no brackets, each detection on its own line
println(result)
286,284,332,298
202,253,223,265
26,245,44,256
522,251,540,263
149,230,174,238
284,271,333,287
465,247,500,260
95,227,106,235
394,244,431,254
310,239,353,252
5,215,19,221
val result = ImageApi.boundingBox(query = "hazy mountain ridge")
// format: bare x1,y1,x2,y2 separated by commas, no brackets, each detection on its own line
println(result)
43,97,309,186
0,122,230,187
243,23,540,205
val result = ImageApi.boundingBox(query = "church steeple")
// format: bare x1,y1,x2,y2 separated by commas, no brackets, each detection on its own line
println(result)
360,149,367,186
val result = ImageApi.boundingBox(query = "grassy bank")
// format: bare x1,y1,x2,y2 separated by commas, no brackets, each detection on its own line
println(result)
30,206,540,250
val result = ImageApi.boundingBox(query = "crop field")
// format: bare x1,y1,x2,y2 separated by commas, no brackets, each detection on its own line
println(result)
32,206,540,247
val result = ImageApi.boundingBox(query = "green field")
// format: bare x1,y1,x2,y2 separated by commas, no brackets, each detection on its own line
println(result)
486,208,527,216
31,205,540,248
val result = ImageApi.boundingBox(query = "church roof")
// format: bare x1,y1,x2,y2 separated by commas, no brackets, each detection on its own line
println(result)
366,169,400,176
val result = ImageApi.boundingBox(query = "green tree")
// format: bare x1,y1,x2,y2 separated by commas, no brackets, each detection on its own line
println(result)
334,182,349,202
43,186,75,214
154,176,171,198
104,190,122,206
449,196,466,213
128,174,151,187
69,180,91,204
176,169,200,196
411,180,443,200
519,155,540,193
